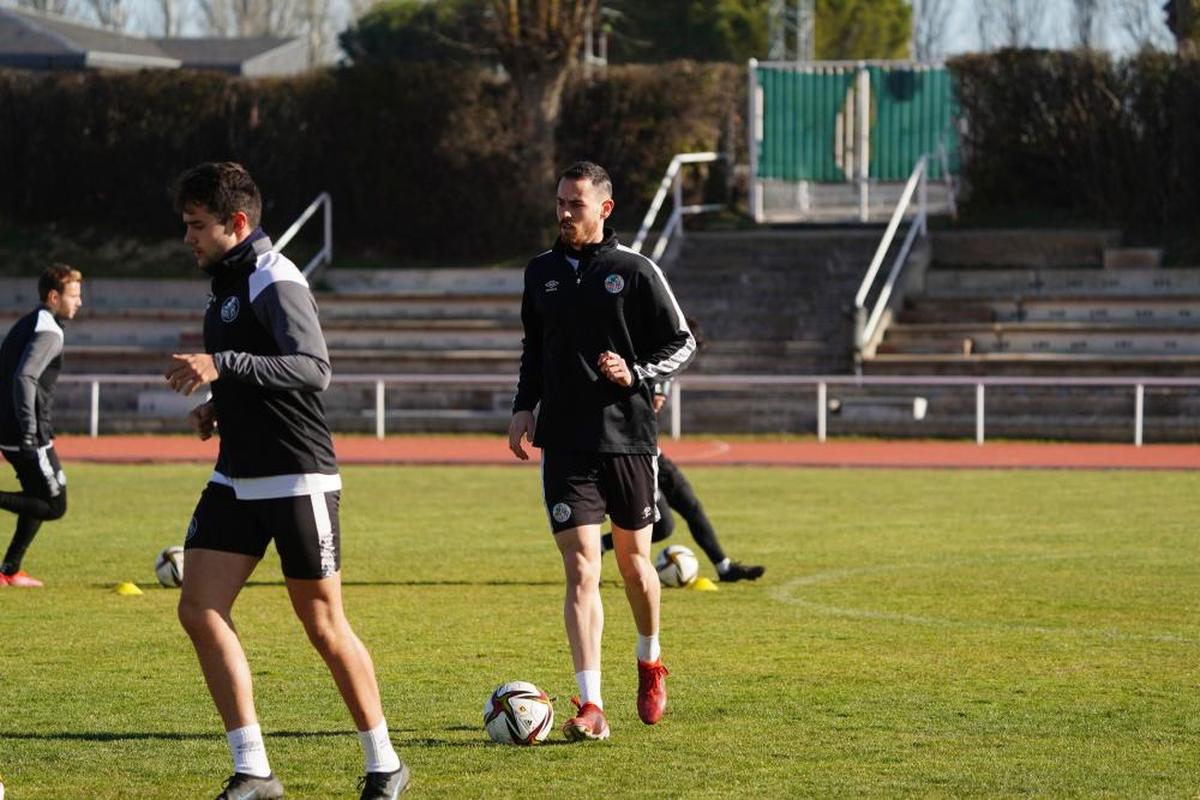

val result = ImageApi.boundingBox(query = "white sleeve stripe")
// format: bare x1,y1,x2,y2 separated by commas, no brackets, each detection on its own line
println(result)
616,245,695,378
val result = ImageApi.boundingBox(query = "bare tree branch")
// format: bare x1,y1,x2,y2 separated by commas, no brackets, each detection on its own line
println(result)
976,0,1047,48
1072,0,1103,49
914,0,955,60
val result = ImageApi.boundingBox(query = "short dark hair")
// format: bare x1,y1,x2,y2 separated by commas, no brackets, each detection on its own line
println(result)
39,263,82,302
560,161,612,199
172,161,262,228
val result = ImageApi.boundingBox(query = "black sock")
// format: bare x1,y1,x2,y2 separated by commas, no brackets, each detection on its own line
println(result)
2,515,43,574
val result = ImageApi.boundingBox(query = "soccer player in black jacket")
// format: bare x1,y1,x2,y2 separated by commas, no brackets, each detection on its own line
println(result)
0,264,82,588
164,163,408,800
509,161,696,741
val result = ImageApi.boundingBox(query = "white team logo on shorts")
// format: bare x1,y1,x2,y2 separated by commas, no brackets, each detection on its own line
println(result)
642,505,652,518
186,516,198,541
604,274,624,294
552,502,572,524
220,296,240,323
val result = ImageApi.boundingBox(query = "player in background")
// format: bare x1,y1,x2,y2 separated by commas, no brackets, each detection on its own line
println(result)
165,162,408,800
509,161,696,741
601,378,765,583
0,264,82,588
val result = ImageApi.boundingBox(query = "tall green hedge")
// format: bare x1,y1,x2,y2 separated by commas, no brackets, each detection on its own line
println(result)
948,50,1200,245
0,62,740,259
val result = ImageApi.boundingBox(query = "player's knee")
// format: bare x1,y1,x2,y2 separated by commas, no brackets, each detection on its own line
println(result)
176,596,212,637
44,492,67,521
302,616,346,656
613,550,652,583
562,551,601,589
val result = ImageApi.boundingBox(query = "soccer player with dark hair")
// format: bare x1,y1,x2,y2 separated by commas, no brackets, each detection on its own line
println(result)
165,162,409,800
509,160,696,741
0,263,82,587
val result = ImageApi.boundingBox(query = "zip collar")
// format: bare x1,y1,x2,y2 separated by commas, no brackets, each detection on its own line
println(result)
204,227,272,279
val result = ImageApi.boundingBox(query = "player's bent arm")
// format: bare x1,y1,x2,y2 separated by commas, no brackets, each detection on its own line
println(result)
631,269,695,384
215,281,332,392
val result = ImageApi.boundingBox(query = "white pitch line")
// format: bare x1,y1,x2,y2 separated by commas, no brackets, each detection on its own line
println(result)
770,562,1197,646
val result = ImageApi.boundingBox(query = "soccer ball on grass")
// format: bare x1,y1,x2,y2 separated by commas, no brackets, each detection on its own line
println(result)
483,681,555,744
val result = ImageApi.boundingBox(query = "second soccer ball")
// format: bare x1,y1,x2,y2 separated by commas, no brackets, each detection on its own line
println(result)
154,545,185,588
655,544,699,587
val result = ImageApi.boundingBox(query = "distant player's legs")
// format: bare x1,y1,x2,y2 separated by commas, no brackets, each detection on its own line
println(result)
0,449,67,582
656,455,726,566
177,548,262,731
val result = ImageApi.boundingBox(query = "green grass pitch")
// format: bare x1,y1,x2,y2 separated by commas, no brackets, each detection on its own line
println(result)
0,463,1197,798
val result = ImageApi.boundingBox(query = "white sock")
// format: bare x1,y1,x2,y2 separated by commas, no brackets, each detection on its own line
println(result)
575,670,602,709
716,558,731,575
227,723,271,778
358,719,402,774
637,634,661,663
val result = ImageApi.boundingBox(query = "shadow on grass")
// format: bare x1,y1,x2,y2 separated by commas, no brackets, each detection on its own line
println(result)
89,579,568,590
0,727,564,748
0,729,347,742
250,580,565,588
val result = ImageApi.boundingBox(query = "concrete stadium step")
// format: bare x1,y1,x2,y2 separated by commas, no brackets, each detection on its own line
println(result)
879,324,1200,356
923,268,1200,297
667,229,875,375
930,229,1120,269
322,268,523,296
862,353,1200,377
315,295,519,323
0,278,209,312
899,296,1200,325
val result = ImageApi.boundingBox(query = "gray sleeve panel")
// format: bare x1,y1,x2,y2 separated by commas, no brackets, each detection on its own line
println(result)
13,331,62,438
213,281,331,391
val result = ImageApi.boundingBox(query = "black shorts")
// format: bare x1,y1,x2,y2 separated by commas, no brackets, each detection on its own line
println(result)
3,445,65,500
542,449,657,534
184,482,341,580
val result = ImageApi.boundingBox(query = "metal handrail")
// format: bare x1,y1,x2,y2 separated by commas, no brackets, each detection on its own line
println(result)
853,156,928,359
631,152,726,262
274,191,333,280
58,372,1200,448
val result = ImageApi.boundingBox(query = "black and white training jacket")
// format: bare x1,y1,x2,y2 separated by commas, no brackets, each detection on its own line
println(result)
513,228,695,454
203,229,339,499
0,306,65,448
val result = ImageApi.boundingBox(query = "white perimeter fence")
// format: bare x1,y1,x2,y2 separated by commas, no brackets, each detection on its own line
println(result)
60,373,1200,447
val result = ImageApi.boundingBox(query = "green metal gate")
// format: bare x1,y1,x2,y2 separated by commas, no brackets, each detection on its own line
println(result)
750,60,959,222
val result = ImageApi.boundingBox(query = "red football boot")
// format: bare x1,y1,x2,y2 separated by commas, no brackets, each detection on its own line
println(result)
562,696,610,741
637,659,669,724
4,570,43,587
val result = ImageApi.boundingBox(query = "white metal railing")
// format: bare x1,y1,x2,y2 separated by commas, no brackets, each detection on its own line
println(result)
58,373,1200,448
853,156,928,361
631,152,726,262
274,191,332,279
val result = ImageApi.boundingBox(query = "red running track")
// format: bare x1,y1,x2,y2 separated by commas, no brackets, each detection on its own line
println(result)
52,434,1200,470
